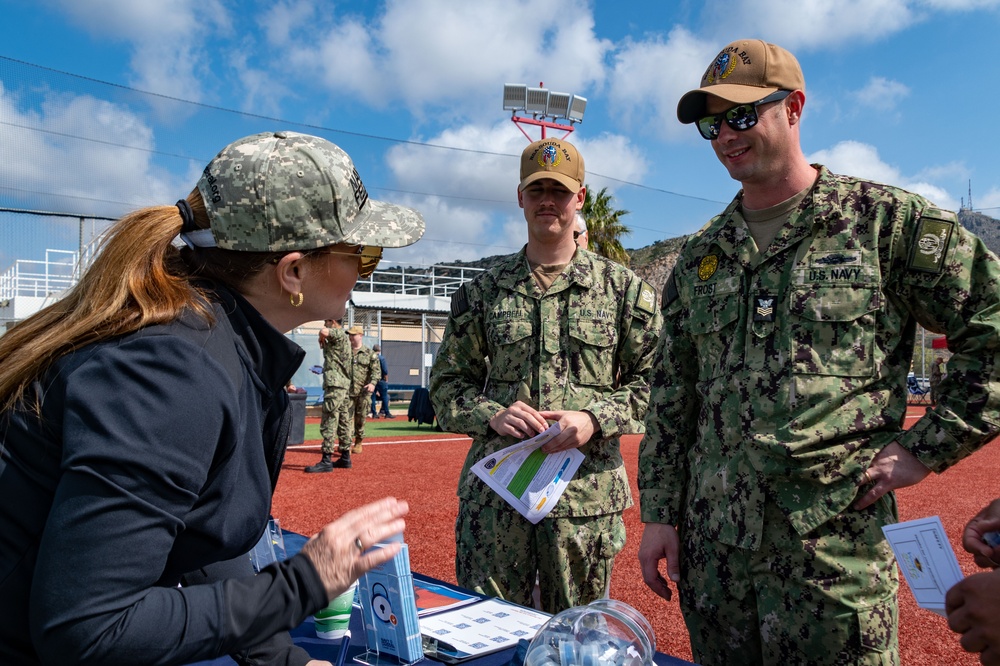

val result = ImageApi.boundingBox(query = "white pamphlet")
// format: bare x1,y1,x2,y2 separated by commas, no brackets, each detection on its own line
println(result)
470,424,583,524
881,516,965,616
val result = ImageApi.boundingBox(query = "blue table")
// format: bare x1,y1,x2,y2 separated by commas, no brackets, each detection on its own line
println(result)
194,532,697,665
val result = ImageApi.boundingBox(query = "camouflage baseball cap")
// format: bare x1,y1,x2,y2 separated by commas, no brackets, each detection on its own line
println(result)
677,39,804,124
196,131,424,252
519,138,585,192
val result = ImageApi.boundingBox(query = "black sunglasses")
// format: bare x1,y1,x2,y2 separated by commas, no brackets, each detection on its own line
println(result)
696,90,792,140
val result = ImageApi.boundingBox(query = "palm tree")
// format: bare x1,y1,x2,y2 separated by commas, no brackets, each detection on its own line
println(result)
581,186,632,266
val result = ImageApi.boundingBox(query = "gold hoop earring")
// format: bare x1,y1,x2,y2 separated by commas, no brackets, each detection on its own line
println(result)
290,292,304,307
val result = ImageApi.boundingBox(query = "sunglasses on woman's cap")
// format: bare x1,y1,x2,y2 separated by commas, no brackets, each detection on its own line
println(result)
696,90,792,141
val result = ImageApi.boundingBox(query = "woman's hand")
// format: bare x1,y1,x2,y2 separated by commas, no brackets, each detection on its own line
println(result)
300,497,409,600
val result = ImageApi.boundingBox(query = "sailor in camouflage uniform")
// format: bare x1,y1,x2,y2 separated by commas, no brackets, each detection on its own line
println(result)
342,325,379,463
430,138,661,614
638,39,1000,666
305,319,352,473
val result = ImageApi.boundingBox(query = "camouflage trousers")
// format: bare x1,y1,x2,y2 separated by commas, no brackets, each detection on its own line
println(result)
348,394,370,448
319,388,350,454
455,500,625,614
679,493,899,666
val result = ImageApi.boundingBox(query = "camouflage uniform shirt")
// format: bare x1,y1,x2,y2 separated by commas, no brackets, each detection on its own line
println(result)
348,345,380,397
321,328,351,390
640,166,1000,548
431,248,662,517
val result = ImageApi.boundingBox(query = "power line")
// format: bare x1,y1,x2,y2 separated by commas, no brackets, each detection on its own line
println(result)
0,55,726,206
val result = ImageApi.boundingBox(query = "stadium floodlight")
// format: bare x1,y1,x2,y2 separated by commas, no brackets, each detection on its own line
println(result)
546,91,572,119
504,83,586,142
567,95,587,123
503,84,527,111
525,87,549,116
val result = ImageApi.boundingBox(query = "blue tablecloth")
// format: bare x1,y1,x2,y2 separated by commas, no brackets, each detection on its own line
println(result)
191,531,696,665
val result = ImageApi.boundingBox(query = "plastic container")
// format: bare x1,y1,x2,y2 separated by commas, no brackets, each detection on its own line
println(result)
524,598,656,666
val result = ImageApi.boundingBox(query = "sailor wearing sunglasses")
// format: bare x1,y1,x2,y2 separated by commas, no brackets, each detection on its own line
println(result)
638,39,1000,666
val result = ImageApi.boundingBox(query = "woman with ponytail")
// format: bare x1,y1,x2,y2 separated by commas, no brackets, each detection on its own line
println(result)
0,131,423,666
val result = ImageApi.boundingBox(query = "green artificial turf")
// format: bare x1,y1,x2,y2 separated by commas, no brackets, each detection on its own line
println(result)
303,416,441,441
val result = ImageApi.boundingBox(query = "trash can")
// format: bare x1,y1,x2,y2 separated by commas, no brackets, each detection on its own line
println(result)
287,391,307,445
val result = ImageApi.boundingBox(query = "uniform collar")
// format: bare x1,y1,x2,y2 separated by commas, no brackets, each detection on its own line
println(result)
495,246,596,296
691,165,840,268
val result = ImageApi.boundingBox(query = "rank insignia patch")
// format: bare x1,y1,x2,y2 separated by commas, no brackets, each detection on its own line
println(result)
754,293,775,322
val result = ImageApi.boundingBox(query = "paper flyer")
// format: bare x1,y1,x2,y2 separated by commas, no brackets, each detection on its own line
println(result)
420,598,549,662
470,423,584,524
881,516,965,617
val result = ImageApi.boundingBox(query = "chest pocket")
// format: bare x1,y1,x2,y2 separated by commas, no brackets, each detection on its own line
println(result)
488,319,534,382
789,285,878,377
683,291,741,382
568,320,617,386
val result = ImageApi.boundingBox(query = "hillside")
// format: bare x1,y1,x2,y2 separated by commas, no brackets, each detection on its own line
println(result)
431,209,999,295
958,209,1000,256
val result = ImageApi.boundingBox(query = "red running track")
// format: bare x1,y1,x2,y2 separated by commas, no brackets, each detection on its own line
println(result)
273,407,990,665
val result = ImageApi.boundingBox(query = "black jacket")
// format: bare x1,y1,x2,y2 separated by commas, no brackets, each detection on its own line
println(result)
0,287,327,665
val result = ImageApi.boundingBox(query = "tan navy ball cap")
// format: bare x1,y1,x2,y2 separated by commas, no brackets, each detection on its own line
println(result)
346,325,363,335
196,131,425,252
518,139,585,192
677,39,805,124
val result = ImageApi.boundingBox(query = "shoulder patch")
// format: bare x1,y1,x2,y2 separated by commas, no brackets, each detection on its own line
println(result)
908,211,955,274
635,281,657,315
662,272,678,308
450,284,470,317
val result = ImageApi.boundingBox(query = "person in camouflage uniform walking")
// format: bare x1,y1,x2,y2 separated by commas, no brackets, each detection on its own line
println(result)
305,319,352,473
638,39,1000,666
430,138,661,614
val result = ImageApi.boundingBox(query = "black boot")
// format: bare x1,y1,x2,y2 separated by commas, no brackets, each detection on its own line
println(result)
332,449,352,469
305,453,333,473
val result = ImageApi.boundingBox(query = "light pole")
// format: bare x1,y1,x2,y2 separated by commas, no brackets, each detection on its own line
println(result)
503,83,586,142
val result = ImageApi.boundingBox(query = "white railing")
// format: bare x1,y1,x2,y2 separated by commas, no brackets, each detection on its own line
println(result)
0,249,77,299
1,250,483,302
353,263,483,297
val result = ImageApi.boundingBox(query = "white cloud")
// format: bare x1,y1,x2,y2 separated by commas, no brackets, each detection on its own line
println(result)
607,27,716,141
383,120,649,263
699,0,918,50
975,187,1000,215
852,76,911,112
807,140,958,209
278,0,609,117
385,196,517,267
0,83,184,217
45,0,229,104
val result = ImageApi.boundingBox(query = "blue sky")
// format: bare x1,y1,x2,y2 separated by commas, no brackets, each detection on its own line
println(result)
1,0,999,269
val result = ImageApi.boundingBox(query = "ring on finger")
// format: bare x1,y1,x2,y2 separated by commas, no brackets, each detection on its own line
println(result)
864,470,872,484
354,537,364,552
